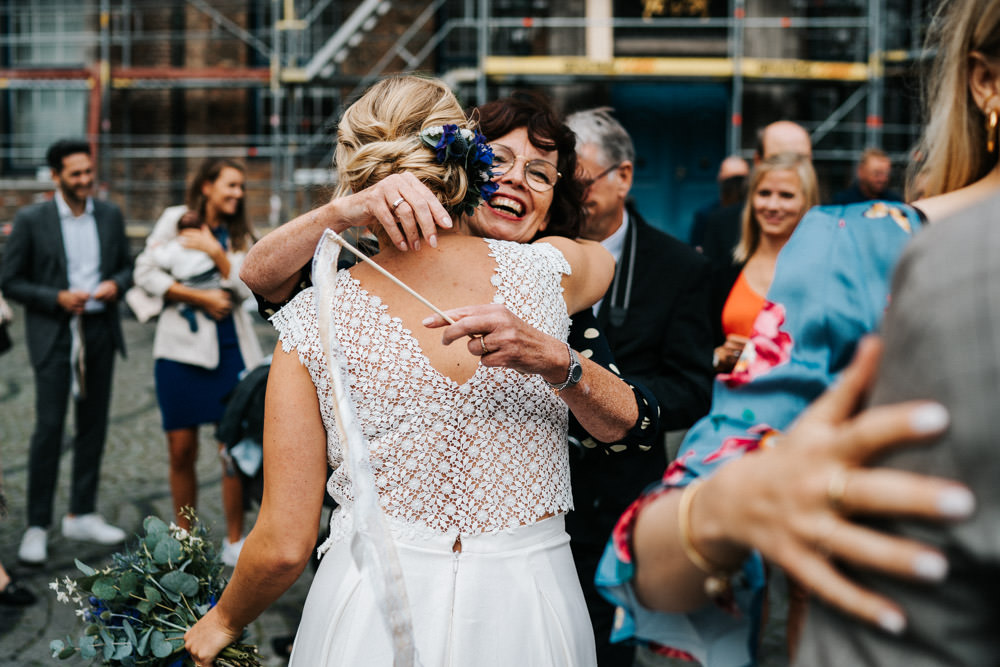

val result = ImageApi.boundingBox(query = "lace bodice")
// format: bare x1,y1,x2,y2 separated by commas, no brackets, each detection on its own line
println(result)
272,239,574,542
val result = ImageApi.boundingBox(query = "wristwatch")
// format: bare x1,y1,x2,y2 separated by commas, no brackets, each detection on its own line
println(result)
547,343,583,391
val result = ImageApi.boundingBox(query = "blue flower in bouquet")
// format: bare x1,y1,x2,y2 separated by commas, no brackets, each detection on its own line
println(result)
49,510,260,666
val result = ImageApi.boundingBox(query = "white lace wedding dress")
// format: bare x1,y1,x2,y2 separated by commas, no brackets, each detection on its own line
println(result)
270,239,597,667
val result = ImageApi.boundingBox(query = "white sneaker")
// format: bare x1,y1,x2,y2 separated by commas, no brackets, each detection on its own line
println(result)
221,536,245,567
18,527,47,564
61,514,126,545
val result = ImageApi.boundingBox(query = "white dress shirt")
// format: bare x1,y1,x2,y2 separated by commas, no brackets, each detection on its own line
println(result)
55,191,103,313
593,209,629,315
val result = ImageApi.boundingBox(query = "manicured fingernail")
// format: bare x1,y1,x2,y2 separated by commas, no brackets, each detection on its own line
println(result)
912,551,947,581
937,486,975,518
878,609,906,635
413,240,420,251
442,216,453,228
428,234,437,248
398,242,408,251
421,316,435,326
911,403,949,433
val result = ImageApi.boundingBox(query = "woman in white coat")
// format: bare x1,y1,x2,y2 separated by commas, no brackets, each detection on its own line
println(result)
133,158,263,566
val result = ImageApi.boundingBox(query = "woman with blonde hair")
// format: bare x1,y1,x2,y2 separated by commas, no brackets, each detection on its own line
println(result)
185,75,613,665
908,0,1000,219
713,152,818,372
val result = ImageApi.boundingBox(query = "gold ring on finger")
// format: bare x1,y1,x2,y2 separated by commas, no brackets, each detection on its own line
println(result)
480,336,490,355
826,467,849,513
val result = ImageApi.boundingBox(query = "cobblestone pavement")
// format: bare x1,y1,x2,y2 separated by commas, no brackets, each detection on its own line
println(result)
0,306,310,666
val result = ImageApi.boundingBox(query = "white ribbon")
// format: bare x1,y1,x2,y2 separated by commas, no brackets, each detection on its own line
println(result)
312,229,421,667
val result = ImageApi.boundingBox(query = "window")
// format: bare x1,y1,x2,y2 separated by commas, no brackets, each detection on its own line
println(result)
5,3,94,169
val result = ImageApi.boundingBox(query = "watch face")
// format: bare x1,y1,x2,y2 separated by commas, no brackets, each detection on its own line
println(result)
569,354,583,384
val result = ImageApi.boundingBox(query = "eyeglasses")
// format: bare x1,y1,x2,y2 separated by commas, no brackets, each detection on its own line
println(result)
580,162,622,191
490,144,561,192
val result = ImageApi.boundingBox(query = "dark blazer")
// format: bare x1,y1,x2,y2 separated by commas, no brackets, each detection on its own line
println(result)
829,181,904,205
597,202,714,434
699,201,743,268
1,198,132,367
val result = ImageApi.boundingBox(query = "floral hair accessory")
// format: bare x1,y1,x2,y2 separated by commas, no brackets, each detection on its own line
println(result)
419,124,498,217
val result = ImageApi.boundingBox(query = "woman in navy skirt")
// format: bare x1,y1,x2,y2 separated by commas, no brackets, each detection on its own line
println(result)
133,158,264,566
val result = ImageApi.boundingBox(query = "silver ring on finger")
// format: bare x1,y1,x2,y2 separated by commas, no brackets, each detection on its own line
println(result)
390,197,405,211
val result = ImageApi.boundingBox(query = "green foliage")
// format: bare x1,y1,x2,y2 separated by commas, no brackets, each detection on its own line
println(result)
49,511,259,666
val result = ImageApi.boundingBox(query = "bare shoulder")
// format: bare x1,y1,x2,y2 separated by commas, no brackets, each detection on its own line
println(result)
914,179,997,223
533,236,612,268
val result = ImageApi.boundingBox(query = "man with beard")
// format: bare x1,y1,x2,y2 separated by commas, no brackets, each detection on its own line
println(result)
1,138,133,565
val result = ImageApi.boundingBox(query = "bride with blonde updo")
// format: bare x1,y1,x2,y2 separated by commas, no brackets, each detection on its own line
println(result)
186,75,613,666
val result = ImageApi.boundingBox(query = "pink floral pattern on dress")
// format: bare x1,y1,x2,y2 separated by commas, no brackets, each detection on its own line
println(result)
702,424,774,464
719,300,793,388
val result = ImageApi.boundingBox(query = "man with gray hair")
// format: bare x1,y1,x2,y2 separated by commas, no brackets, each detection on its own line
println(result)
565,107,714,666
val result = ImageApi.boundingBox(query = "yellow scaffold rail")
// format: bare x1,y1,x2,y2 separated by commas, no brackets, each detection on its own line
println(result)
484,56,870,81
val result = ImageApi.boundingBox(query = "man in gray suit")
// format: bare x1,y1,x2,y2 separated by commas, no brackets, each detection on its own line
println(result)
1,138,132,565
796,193,1000,666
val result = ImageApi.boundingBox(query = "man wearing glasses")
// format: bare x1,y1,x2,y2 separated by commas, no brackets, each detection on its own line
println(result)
564,108,713,665
566,107,713,438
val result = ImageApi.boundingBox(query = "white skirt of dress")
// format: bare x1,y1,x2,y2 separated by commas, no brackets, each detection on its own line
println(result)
289,514,597,667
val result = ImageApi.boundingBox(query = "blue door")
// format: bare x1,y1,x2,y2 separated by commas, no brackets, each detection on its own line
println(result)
611,83,729,242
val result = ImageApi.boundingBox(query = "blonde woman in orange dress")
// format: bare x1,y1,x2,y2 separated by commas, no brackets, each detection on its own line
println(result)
714,153,818,372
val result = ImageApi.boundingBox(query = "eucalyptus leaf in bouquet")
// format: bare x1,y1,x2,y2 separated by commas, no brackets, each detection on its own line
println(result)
49,510,259,666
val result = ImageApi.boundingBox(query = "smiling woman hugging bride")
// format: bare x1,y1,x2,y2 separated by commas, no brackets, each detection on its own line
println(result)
184,75,613,666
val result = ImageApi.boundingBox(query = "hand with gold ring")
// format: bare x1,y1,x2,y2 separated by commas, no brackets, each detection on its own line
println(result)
362,173,452,251
631,337,975,635
238,174,454,305
425,303,576,385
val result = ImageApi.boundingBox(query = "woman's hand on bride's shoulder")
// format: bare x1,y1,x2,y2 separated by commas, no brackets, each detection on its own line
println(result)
338,173,453,251
705,336,974,633
424,304,568,382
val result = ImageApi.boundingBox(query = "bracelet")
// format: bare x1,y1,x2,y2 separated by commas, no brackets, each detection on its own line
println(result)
677,481,737,599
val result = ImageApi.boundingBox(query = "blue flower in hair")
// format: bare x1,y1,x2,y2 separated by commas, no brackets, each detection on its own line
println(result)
419,124,498,217
431,124,460,162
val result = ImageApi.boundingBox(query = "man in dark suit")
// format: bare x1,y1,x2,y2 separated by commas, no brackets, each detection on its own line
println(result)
566,108,715,666
1,138,132,565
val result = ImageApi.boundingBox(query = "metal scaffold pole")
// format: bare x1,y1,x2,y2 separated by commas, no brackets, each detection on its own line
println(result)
476,0,488,105
271,0,284,225
728,0,745,156
866,0,885,148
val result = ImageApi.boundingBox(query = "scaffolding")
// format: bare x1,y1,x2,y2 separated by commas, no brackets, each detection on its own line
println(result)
0,0,934,236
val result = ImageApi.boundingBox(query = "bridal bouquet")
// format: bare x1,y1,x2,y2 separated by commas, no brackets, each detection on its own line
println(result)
49,511,259,666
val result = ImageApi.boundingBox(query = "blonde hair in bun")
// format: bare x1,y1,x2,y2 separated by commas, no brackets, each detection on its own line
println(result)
333,76,474,219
